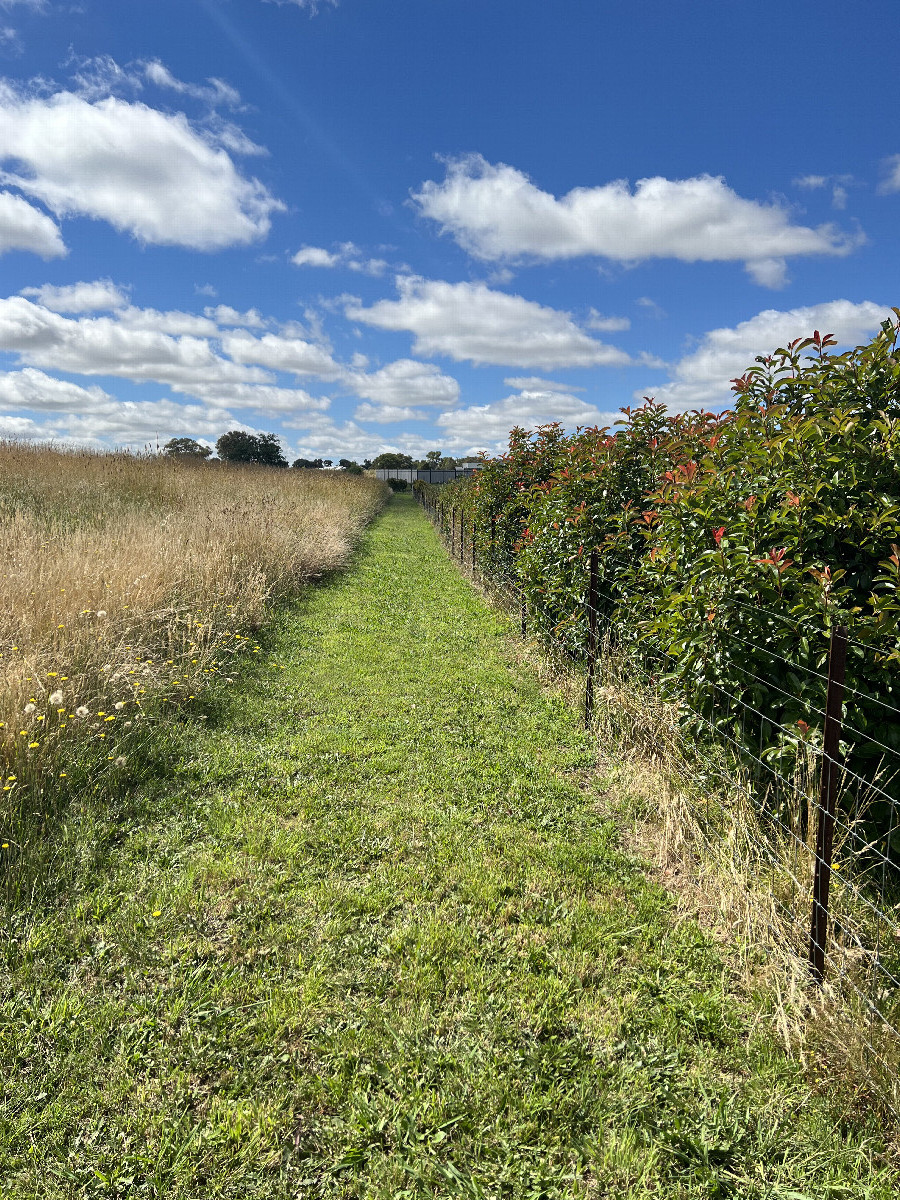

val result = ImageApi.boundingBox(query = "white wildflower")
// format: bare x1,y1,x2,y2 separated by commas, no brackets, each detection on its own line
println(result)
114,701,126,710
75,706,90,718
114,756,127,768
23,703,36,714
49,690,63,706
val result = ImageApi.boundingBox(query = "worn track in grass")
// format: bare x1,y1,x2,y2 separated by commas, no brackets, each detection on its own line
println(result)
1,494,896,1198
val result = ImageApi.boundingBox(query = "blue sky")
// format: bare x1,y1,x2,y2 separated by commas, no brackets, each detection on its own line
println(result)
0,0,897,461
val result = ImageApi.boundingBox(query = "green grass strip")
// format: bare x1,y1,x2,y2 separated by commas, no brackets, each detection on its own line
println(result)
1,494,896,1198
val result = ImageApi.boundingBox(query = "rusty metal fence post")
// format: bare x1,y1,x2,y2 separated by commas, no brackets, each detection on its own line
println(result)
584,548,599,729
809,624,848,984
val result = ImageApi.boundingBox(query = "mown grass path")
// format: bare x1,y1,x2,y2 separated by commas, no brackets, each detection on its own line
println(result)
1,495,896,1198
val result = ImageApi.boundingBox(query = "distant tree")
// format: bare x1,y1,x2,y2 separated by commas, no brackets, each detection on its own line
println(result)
163,437,212,460
424,450,442,467
216,430,288,467
292,457,333,469
338,458,364,474
362,459,372,470
371,452,414,469
438,456,458,469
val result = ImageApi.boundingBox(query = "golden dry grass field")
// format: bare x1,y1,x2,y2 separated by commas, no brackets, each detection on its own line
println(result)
0,444,386,874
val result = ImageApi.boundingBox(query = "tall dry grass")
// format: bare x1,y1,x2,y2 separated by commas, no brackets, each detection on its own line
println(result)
0,443,386,855
581,644,900,1123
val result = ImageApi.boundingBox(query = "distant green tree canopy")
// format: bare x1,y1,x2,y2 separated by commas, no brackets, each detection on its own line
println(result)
338,458,363,474
216,431,288,467
371,452,414,469
292,457,333,469
163,437,212,459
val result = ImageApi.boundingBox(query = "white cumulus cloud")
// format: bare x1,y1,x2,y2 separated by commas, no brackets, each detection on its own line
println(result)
204,304,266,328
0,366,113,411
503,375,585,392
20,279,128,312
292,241,387,275
349,358,459,410
436,386,614,455
0,295,270,392
413,155,861,287
353,402,427,424
640,299,896,411
0,88,283,249
346,276,632,369
0,189,65,258
221,329,342,379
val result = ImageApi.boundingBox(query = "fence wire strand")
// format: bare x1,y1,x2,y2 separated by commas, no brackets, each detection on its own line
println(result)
418,488,900,1111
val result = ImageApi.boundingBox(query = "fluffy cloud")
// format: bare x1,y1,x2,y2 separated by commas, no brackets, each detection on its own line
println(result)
204,305,266,328
587,310,630,332
413,155,860,286
0,190,65,258
56,400,235,446
353,402,427,424
0,367,237,447
641,299,895,411
436,386,613,453
0,88,283,249
346,276,632,369
503,375,585,392
349,358,459,409
0,295,270,391
282,414,407,464
292,241,387,275
0,367,113,412
115,307,220,337
221,329,342,379
189,381,329,414
794,173,854,210
20,279,128,312
878,156,900,195
292,246,339,268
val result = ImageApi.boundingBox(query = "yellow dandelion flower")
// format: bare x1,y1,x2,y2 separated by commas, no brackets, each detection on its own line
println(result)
28,741,39,748
59,772,66,777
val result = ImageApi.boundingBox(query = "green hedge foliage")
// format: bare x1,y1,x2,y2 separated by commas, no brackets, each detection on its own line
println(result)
428,315,900,841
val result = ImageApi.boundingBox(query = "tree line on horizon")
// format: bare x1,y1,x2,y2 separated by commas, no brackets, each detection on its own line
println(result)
162,434,481,473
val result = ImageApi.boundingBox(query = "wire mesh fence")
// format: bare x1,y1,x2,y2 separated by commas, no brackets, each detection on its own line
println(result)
417,487,900,1108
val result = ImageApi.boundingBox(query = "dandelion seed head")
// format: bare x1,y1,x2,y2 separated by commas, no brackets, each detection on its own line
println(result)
23,703,36,714
49,690,63,706
75,706,90,718
114,701,126,710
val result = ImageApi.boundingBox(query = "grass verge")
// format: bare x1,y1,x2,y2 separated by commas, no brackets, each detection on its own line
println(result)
1,494,897,1197
0,444,385,893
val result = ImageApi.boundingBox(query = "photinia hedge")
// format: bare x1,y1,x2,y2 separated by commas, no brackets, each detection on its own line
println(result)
432,315,900,840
